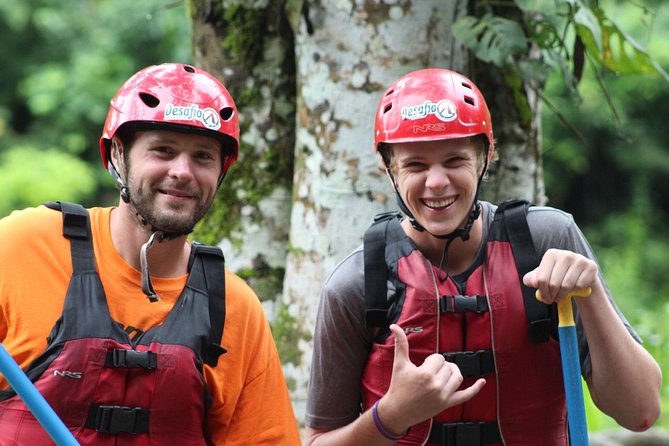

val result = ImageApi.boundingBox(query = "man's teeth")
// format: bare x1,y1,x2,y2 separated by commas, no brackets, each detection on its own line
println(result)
424,198,454,209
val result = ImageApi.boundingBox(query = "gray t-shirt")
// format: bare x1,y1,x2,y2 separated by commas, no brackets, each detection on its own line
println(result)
305,201,641,430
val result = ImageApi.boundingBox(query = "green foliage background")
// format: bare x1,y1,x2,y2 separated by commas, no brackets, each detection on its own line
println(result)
0,0,667,432
0,0,193,215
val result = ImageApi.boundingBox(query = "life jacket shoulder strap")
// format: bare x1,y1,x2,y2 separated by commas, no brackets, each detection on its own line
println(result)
190,242,227,366
495,199,557,344
44,201,95,272
363,211,402,328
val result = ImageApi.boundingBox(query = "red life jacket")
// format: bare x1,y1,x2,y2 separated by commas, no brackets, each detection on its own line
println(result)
0,202,226,445
360,202,568,446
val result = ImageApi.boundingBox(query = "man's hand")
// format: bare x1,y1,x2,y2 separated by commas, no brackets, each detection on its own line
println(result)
523,248,598,304
376,324,486,434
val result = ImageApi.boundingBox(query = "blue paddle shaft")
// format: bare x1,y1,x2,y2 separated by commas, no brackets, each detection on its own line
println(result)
559,325,589,446
0,343,79,445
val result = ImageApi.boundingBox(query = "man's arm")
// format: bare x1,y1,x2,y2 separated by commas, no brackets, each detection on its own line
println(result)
578,279,661,431
524,249,661,431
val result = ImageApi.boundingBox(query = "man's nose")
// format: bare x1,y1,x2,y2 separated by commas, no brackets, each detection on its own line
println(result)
168,153,195,180
425,166,449,190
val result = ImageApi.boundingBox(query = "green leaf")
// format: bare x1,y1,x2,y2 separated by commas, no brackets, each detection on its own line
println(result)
453,14,528,67
577,6,669,81
573,3,602,51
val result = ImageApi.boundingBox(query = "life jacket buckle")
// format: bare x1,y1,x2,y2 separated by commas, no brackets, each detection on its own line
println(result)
441,350,494,377
428,421,501,445
87,404,150,434
107,349,158,369
440,295,489,314
455,422,480,444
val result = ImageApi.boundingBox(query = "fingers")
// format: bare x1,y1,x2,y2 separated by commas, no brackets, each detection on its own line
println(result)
447,378,486,408
385,326,487,423
525,249,598,303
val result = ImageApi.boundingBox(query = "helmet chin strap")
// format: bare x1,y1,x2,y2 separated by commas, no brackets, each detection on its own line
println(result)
140,231,162,302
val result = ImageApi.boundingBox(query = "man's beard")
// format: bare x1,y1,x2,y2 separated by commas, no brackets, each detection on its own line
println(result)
127,181,213,235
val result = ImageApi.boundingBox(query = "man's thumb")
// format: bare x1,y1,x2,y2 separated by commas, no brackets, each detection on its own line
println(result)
523,269,536,288
390,324,409,366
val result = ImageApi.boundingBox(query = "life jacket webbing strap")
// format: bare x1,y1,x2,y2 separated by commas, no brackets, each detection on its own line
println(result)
86,404,150,434
427,421,501,445
45,201,96,273
363,212,400,328
441,349,494,377
499,200,555,344
190,242,227,366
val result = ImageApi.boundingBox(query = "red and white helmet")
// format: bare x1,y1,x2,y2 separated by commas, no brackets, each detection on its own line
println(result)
99,63,239,177
374,68,493,159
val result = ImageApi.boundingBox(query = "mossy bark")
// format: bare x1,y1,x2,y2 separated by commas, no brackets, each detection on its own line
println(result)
188,0,296,316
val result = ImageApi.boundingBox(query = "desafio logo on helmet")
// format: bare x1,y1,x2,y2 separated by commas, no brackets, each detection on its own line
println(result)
400,100,457,122
164,104,221,131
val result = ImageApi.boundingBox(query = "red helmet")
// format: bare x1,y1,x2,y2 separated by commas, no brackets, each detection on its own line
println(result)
99,63,239,177
374,68,493,158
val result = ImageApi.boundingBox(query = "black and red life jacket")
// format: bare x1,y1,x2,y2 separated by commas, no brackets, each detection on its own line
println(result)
360,200,568,446
0,201,226,445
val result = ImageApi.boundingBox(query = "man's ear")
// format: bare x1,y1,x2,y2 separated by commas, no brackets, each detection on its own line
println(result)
110,137,126,174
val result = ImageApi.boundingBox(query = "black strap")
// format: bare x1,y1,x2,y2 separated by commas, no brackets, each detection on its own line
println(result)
105,349,158,369
428,421,501,445
442,350,495,377
499,200,555,344
363,212,400,328
190,243,227,366
439,295,489,314
86,404,150,434
45,201,96,273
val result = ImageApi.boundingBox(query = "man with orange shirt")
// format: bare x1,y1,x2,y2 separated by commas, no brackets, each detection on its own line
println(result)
0,63,299,445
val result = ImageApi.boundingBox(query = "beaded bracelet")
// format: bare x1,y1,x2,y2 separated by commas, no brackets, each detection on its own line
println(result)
372,400,407,441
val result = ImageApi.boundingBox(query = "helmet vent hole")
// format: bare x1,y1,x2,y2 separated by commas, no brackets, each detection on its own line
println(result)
461,81,473,90
385,88,395,97
220,107,235,121
183,65,196,73
383,103,393,114
464,96,475,106
139,93,160,108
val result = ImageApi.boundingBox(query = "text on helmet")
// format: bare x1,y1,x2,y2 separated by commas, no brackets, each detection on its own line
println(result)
164,104,221,131
400,99,457,122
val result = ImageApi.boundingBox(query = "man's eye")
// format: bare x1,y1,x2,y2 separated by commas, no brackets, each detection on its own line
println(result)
405,162,425,170
153,146,173,154
196,152,216,161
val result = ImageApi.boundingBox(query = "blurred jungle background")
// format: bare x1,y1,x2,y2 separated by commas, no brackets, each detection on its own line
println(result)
0,0,667,437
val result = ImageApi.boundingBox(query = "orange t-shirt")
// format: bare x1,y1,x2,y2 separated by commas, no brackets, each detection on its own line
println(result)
0,205,300,445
